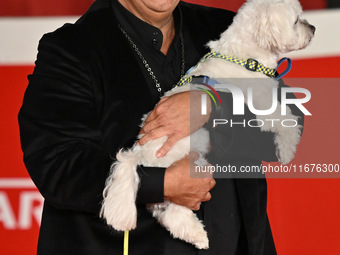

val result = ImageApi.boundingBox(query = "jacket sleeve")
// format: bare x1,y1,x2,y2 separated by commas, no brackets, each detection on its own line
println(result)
18,32,164,215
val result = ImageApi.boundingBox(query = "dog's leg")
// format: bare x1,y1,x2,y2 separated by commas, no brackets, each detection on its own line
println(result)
150,202,209,249
101,149,140,231
273,106,302,164
259,104,302,164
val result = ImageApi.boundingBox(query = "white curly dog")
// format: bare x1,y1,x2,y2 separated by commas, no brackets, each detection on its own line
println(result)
100,0,315,249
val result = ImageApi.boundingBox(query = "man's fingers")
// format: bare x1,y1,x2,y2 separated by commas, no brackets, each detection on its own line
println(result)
192,202,201,211
189,151,200,162
209,178,216,190
143,111,156,125
143,105,161,125
140,118,159,135
139,98,170,136
191,191,212,210
138,127,168,145
198,178,215,193
158,96,169,105
202,192,212,202
143,97,169,125
156,136,179,158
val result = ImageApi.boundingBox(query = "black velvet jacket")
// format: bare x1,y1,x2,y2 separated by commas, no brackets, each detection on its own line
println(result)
18,0,281,254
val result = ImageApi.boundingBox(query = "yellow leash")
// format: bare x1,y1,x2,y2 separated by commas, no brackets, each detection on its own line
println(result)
123,230,129,255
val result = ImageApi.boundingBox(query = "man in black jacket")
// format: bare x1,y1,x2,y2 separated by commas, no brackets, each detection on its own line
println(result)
18,0,277,254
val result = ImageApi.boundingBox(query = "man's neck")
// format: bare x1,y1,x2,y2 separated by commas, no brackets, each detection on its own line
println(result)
118,0,176,55
159,16,175,55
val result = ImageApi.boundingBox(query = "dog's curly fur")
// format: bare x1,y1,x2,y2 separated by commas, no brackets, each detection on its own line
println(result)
100,0,315,249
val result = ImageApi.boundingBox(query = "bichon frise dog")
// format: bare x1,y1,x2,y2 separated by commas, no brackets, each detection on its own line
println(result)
100,0,315,249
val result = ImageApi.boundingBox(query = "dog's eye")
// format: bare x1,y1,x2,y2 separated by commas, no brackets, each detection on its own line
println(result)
294,19,299,25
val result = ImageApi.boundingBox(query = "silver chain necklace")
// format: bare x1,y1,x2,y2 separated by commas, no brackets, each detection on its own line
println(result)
118,24,185,95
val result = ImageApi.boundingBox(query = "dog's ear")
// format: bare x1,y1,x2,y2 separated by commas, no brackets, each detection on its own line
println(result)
206,39,220,51
254,1,289,54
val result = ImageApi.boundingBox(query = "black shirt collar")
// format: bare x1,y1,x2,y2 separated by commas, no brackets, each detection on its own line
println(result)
111,0,182,52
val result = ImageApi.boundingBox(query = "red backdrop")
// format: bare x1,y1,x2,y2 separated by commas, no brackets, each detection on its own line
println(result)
0,0,339,254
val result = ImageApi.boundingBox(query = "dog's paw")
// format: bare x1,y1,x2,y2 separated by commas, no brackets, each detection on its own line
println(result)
191,226,209,249
275,126,301,164
170,219,209,249
103,201,137,231
277,146,295,165
155,203,209,249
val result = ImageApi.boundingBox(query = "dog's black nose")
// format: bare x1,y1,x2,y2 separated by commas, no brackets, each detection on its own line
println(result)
310,25,316,34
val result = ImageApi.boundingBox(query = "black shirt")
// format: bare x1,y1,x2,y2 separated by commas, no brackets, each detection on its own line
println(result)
111,0,195,98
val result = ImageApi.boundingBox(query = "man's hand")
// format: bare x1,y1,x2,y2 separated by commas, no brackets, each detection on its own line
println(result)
139,91,211,157
164,152,215,211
